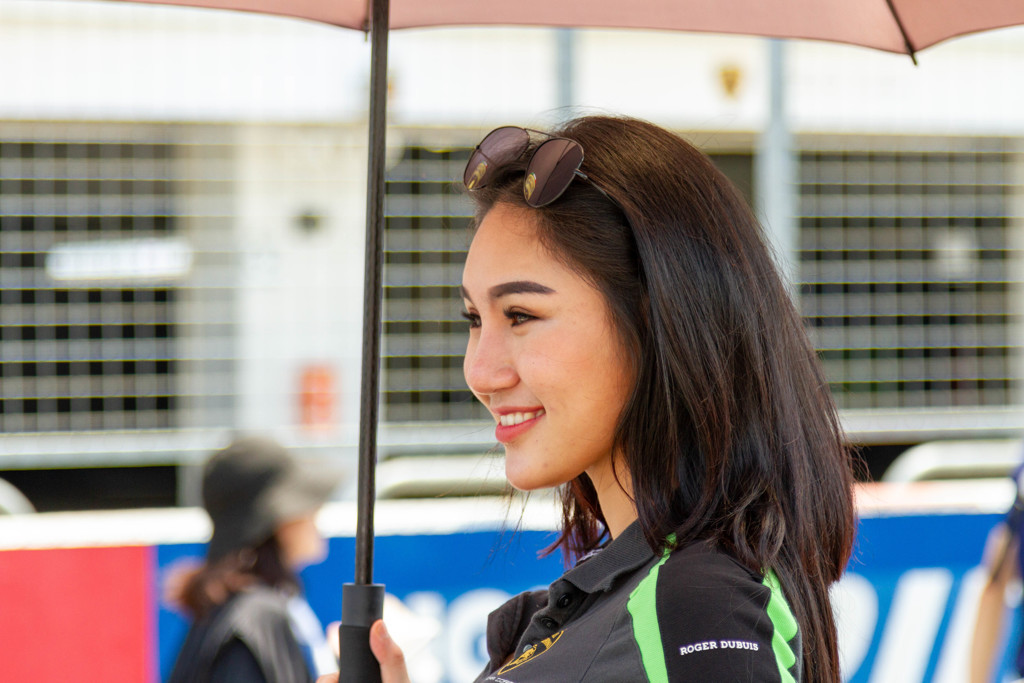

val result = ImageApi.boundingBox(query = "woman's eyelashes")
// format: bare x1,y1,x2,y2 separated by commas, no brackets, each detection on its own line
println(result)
504,308,536,326
460,307,537,329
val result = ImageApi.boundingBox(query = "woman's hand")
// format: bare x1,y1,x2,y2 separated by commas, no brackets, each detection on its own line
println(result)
369,620,410,683
316,620,410,683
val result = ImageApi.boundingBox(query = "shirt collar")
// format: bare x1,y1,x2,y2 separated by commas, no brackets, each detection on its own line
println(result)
562,519,657,594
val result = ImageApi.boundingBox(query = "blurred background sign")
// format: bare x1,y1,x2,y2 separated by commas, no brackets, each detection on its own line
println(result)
0,483,1019,682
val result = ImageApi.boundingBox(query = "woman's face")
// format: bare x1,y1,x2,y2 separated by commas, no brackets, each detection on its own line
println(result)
276,513,326,570
461,203,634,492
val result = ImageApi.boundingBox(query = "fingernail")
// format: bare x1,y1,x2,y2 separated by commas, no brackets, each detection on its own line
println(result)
378,621,390,641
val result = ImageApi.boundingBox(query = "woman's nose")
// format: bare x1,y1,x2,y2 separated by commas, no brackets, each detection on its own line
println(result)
464,329,518,397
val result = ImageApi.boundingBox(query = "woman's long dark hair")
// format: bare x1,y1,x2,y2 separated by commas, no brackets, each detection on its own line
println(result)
170,535,299,619
469,115,857,683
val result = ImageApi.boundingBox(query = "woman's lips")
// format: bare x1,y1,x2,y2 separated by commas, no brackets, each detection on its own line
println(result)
494,408,545,444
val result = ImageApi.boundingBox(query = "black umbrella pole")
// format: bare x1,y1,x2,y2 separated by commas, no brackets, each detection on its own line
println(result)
338,0,389,681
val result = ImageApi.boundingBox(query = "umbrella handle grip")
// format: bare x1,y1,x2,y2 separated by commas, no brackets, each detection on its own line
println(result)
338,583,385,683
338,624,382,683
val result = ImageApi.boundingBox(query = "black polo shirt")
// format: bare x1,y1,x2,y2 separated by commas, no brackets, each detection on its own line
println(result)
475,521,802,682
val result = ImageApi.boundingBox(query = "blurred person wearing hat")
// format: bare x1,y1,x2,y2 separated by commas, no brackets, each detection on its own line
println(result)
167,435,342,683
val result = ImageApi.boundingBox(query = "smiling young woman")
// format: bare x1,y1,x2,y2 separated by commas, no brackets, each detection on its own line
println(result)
319,115,857,683
460,203,637,536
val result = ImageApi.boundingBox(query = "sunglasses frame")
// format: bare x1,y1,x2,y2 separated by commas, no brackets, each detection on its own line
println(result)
464,126,612,208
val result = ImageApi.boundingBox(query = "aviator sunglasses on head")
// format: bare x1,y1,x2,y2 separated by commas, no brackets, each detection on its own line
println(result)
463,126,612,208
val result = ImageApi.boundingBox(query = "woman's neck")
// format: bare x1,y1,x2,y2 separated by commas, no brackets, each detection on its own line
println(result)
587,456,638,539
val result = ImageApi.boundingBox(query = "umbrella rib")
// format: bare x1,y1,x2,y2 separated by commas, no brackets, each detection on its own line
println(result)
884,0,918,65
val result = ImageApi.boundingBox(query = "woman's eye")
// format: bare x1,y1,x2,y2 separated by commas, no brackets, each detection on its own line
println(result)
460,310,481,329
505,309,535,326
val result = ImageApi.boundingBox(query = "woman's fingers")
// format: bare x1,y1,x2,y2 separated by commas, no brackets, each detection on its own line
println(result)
369,620,411,683
315,621,409,683
325,621,341,660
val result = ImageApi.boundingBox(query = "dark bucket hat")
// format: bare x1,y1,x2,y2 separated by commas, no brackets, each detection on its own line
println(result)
202,435,343,562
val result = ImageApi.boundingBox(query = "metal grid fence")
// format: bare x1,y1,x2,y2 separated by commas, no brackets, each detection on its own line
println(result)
799,135,1020,411
382,144,482,423
0,122,236,437
0,124,1020,459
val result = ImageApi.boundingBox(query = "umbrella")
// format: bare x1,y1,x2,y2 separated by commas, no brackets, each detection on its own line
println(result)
70,1,1024,680
90,0,1024,62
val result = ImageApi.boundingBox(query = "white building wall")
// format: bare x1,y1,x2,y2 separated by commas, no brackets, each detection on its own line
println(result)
232,124,367,444
4,0,1024,136
0,0,368,122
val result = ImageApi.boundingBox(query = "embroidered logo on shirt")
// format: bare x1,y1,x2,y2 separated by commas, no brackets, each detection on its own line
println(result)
679,639,760,656
496,631,564,674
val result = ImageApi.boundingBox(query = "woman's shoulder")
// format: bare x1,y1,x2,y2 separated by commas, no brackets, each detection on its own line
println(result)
660,540,765,587
218,587,312,679
226,584,292,616
186,585,295,650
631,540,771,621
626,544,802,683
648,540,787,626
169,587,303,683
625,540,802,682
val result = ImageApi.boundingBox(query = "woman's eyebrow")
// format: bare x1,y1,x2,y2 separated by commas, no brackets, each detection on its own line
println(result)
488,281,556,299
460,281,556,303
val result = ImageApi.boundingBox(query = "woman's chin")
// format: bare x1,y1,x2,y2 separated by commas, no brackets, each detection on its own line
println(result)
504,464,560,493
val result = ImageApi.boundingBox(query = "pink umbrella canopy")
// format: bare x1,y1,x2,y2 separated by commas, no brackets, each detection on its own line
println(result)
96,0,1024,58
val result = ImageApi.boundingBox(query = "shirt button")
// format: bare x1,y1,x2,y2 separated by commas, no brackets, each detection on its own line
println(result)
540,617,558,630
556,594,573,608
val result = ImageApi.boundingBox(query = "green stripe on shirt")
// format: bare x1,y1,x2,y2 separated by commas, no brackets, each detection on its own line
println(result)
627,550,671,683
763,570,798,683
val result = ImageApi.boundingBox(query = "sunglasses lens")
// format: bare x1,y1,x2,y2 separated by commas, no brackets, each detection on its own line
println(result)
464,127,530,190
524,138,585,207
